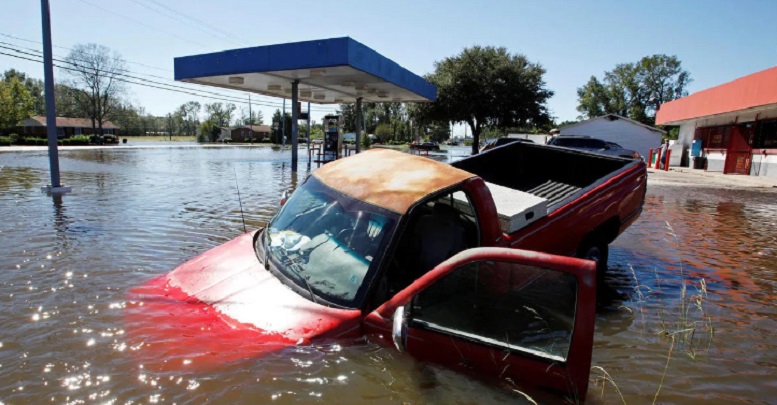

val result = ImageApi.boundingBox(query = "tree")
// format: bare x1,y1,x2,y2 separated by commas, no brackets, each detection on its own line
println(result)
576,54,691,125
198,119,218,143
203,102,235,127
174,101,201,136
374,123,392,143
238,107,264,126
0,76,34,134
270,109,292,144
61,43,128,134
53,84,83,118
112,102,144,136
419,46,553,154
3,69,45,116
310,122,324,140
165,113,176,141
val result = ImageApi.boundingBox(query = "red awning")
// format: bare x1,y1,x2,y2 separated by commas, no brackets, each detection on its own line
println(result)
656,66,777,125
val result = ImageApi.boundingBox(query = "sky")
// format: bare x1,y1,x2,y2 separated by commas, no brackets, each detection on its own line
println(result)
2,0,776,136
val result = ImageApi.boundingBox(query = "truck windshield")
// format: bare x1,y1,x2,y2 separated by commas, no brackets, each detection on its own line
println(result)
260,176,398,308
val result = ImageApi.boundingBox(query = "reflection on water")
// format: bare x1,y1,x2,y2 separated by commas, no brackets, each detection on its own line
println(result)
0,145,776,403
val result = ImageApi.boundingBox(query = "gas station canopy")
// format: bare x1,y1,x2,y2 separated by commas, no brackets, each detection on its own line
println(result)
174,37,436,104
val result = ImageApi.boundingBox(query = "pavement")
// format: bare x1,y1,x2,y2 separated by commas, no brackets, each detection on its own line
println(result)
647,166,777,190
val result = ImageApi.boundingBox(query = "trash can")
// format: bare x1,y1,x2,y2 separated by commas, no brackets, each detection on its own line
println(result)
692,156,706,169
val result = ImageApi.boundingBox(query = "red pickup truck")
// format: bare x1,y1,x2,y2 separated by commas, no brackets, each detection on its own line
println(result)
127,142,646,401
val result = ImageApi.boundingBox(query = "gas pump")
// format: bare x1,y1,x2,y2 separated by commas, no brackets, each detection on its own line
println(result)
322,114,343,162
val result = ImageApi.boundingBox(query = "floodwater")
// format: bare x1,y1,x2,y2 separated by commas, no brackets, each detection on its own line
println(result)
0,144,775,404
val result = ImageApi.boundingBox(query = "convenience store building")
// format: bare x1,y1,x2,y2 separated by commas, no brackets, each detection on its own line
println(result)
656,66,777,178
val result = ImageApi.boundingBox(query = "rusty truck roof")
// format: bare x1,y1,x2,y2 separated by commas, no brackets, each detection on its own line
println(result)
312,149,475,214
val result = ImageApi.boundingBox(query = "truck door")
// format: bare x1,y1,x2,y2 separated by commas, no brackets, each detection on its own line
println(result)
364,247,596,401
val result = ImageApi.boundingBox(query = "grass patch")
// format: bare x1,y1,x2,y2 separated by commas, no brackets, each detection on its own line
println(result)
591,222,714,404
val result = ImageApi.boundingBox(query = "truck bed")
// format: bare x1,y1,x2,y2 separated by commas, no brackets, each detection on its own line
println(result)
452,142,639,233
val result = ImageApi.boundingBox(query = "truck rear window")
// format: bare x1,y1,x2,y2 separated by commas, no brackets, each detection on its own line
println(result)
552,138,607,149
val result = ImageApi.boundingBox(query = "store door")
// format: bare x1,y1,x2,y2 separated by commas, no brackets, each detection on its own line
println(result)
724,124,753,175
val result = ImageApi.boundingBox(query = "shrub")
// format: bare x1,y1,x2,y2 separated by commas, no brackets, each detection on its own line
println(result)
0,136,11,146
59,135,90,146
21,137,47,145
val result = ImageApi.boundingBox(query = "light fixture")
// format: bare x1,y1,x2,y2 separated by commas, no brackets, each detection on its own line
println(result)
314,93,326,100
228,76,244,84
367,88,377,94
334,98,344,103
310,69,326,77
267,84,281,91
300,90,312,98
392,98,402,102
284,88,292,93
377,91,389,98
342,81,355,87
355,84,368,91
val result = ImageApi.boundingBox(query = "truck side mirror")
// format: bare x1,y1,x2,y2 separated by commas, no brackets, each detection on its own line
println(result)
280,190,289,206
392,305,408,352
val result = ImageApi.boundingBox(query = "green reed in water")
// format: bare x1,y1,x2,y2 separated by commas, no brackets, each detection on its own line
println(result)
591,223,715,404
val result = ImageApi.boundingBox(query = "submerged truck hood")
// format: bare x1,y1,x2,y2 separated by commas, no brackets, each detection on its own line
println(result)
125,231,361,370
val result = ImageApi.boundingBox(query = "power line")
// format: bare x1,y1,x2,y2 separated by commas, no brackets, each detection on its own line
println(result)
0,32,171,72
0,48,338,113
125,0,246,47
142,0,247,45
0,33,335,110
72,0,210,49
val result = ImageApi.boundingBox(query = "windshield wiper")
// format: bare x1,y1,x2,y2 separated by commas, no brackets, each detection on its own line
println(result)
285,255,320,305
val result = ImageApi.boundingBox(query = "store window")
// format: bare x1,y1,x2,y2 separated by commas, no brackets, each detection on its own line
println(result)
756,119,777,149
695,125,732,149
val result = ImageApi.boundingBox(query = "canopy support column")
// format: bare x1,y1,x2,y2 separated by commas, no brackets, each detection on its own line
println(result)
291,80,299,172
355,97,363,153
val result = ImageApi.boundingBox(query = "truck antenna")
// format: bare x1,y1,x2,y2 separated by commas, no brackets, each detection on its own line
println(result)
234,168,247,234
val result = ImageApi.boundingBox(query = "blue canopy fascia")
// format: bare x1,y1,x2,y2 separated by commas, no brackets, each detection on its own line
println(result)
174,37,436,103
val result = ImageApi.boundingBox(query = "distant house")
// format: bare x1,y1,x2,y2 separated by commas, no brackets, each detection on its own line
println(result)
219,125,272,142
21,116,120,138
558,114,664,159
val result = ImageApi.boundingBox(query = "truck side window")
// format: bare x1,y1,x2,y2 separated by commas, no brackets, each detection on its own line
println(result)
389,190,480,293
409,260,578,362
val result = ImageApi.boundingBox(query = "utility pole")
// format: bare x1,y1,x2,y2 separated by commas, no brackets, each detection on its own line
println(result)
40,0,69,194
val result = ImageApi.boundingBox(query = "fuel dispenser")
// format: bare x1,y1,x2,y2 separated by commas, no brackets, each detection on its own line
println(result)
322,114,343,162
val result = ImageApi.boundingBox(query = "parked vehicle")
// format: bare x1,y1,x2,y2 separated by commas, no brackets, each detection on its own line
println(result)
409,141,440,151
127,143,646,401
547,135,641,159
